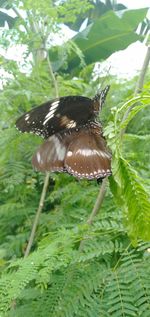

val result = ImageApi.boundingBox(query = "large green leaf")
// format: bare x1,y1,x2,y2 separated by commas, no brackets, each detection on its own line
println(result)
67,8,148,73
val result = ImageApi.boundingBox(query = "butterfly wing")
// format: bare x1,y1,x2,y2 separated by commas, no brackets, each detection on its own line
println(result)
15,86,110,139
16,96,94,139
32,125,111,179
64,126,111,179
32,133,72,172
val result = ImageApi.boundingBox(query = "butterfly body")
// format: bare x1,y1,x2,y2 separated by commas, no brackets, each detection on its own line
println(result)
16,86,111,180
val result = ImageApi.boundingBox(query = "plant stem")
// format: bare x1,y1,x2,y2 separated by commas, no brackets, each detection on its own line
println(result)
79,177,108,251
47,53,59,98
86,177,108,226
24,51,59,257
12,7,30,33
12,6,24,20
134,46,150,95
24,172,50,257
120,45,150,137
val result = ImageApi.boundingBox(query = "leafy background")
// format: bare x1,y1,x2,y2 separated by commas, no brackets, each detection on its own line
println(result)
0,0,150,316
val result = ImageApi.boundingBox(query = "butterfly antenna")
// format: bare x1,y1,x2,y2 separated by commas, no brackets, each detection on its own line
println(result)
97,65,111,91
94,85,110,111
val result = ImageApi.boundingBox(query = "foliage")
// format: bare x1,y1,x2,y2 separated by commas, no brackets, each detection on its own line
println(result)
66,8,148,73
0,0,150,316
63,0,127,31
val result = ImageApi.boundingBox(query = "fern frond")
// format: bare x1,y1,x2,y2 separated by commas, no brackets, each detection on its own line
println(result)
106,93,150,242
113,157,150,241
104,249,150,317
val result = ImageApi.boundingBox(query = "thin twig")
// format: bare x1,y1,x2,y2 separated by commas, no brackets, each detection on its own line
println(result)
86,177,108,226
120,45,150,137
12,6,30,33
24,49,59,257
24,172,50,257
79,177,108,251
47,53,59,98
12,6,24,20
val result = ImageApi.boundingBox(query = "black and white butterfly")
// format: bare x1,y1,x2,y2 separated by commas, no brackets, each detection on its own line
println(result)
16,86,111,179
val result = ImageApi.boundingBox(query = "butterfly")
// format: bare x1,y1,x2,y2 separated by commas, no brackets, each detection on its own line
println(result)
16,86,111,180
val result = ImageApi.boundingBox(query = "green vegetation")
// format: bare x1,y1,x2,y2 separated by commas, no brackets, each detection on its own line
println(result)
0,1,150,316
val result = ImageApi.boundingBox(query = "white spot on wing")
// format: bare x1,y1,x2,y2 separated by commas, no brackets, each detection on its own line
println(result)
43,110,56,125
76,148,110,158
37,152,41,163
42,101,60,125
67,151,73,157
51,100,59,107
25,114,30,121
51,135,66,160
50,101,59,112
66,120,77,128
76,149,94,156
100,151,111,158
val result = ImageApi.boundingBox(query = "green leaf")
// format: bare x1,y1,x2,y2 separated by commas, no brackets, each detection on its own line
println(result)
113,157,150,242
67,8,148,73
121,8,149,29
63,0,127,31
120,102,150,131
